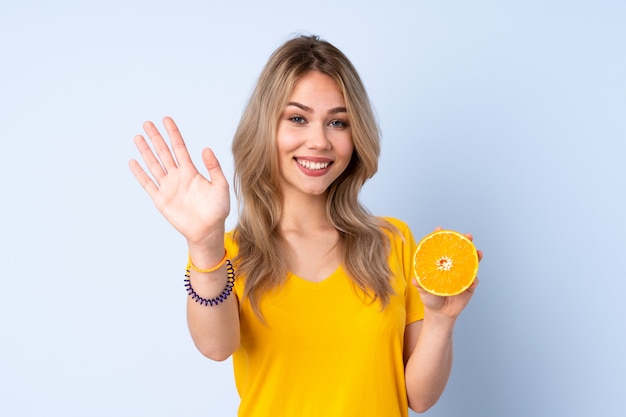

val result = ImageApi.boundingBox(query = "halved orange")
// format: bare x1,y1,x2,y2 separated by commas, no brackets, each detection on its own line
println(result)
413,230,479,296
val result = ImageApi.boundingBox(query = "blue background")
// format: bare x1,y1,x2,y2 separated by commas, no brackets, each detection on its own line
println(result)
1,1,625,416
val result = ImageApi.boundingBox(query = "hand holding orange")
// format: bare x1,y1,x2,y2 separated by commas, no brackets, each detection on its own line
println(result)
413,230,479,296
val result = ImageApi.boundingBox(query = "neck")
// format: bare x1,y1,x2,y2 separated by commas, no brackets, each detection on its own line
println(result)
279,191,332,233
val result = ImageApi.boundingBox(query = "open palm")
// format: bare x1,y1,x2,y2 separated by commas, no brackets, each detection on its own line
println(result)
129,117,230,246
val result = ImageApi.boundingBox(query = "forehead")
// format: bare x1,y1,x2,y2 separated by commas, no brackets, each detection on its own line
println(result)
288,71,345,104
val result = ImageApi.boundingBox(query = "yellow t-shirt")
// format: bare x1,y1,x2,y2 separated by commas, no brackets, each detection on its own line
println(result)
224,217,424,417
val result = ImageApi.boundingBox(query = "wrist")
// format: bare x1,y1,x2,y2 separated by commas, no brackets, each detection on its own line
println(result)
187,230,226,270
422,310,457,330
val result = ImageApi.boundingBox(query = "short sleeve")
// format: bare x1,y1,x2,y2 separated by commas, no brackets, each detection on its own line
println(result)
384,217,424,325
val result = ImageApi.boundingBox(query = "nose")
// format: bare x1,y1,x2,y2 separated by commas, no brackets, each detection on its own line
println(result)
306,124,332,150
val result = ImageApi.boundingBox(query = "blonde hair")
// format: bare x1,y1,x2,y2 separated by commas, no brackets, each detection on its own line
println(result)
232,35,394,317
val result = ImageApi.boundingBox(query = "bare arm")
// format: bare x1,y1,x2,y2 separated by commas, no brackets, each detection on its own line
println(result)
403,313,456,413
129,117,239,360
404,232,482,412
185,238,240,361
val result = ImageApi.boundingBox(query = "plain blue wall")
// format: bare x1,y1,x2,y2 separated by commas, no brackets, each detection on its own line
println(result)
1,1,625,416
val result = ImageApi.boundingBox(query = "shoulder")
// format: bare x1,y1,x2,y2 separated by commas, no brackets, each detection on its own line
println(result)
377,216,412,240
378,216,410,231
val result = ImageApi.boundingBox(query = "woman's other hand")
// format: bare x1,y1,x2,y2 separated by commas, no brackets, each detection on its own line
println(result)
413,227,483,319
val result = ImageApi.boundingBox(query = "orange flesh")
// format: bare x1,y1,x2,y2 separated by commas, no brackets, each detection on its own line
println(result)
413,230,479,296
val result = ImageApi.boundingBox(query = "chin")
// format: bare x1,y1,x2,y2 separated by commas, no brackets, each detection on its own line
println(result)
302,187,329,196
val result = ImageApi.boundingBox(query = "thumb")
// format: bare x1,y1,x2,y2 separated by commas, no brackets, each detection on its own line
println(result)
201,148,227,185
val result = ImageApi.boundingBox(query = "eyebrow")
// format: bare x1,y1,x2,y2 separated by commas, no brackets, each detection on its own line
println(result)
286,101,347,114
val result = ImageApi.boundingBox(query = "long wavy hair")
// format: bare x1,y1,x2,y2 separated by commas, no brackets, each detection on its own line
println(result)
232,35,394,318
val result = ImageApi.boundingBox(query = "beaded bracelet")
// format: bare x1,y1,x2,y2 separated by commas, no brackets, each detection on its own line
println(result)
187,249,228,273
184,259,235,307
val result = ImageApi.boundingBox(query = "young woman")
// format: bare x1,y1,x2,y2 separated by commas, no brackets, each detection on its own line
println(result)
129,35,481,416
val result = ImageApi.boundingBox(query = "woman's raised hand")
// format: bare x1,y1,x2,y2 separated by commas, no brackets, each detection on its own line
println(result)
129,117,230,247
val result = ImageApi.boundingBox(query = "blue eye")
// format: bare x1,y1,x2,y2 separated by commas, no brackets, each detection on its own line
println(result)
290,115,305,124
329,120,347,128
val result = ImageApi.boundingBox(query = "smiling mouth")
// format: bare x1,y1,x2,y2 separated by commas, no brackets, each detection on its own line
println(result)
296,158,332,170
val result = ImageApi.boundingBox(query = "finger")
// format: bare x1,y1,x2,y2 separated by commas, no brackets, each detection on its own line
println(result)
143,120,178,172
461,278,479,296
128,159,159,198
477,249,484,262
133,134,167,183
201,148,228,185
434,226,443,232
464,233,474,241
162,116,194,168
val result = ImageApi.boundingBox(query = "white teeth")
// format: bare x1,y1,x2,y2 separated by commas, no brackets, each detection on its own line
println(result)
297,159,330,170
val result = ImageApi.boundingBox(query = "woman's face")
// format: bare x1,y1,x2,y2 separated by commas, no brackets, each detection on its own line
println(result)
275,71,354,200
